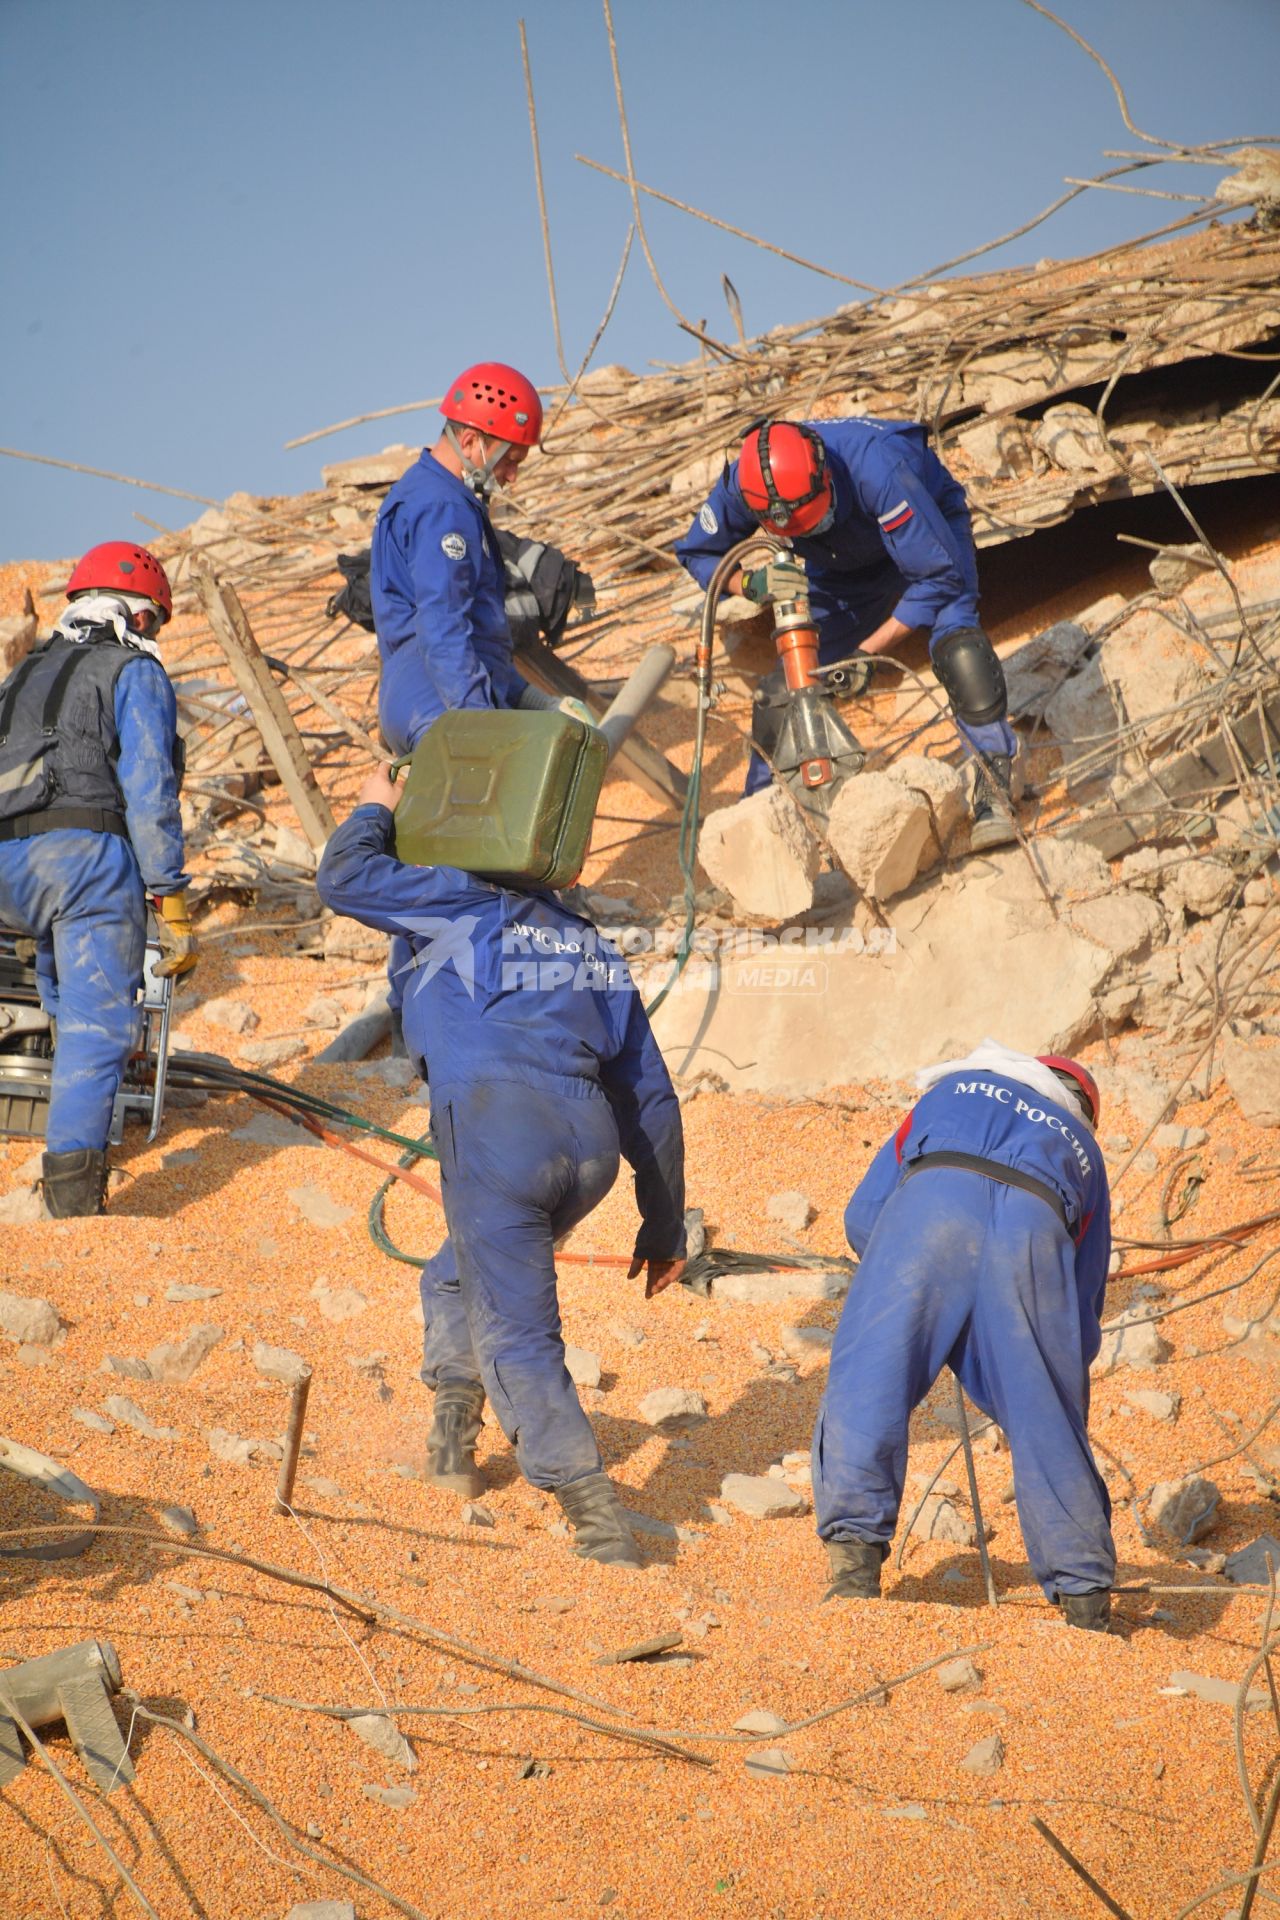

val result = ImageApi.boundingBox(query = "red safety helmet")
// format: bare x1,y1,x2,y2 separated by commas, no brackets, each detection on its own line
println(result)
1037,1055,1101,1127
65,542,172,623
738,420,833,536
441,362,542,448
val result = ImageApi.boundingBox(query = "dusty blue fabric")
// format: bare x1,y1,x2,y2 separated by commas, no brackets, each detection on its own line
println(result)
419,1081,621,1488
813,1073,1114,1597
0,830,145,1151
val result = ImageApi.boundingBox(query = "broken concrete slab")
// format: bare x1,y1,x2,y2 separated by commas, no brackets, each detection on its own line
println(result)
936,1658,983,1693
564,1346,602,1389
959,1732,1005,1776
1224,1536,1280,1586
778,1325,834,1362
1169,1670,1267,1710
201,996,259,1035
1093,1313,1171,1374
347,1712,416,1771
712,1268,851,1305
766,1191,814,1233
697,783,821,922
103,1397,178,1442
1100,615,1213,748
1067,890,1165,964
252,1342,309,1387
1002,620,1092,720
826,771,932,903
1162,857,1237,919
1224,1038,1280,1128
242,1035,307,1069
653,848,1111,1094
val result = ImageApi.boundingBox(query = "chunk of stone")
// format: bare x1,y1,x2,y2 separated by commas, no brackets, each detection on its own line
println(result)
201,996,259,1035
1153,1124,1208,1152
158,1504,199,1536
361,1783,418,1808
461,1502,495,1528
888,756,967,866
0,1185,45,1225
1163,858,1237,919
253,1341,308,1387
734,1710,789,1735
1044,658,1120,793
639,1388,707,1430
778,1325,834,1362
696,784,821,921
104,1396,177,1441
347,1713,416,1771
1093,1312,1170,1374
936,1658,983,1693
1068,891,1164,963
302,994,347,1030
1034,404,1116,475
719,1473,807,1518
1126,1388,1179,1423
1225,1536,1280,1586
1034,836,1110,897
743,1748,793,1778
713,1268,850,1305
204,1427,257,1465
766,1190,814,1233
826,771,932,903
242,1035,307,1069
1224,1039,1280,1129
1169,1671,1267,1710
1101,615,1212,738
916,1495,976,1546
285,1904,357,1920
145,1325,224,1385
1150,1475,1221,1545
106,1355,152,1381
564,1346,602,1389
1002,620,1090,720
71,1408,115,1434
165,1284,223,1303
960,1733,1005,1776
291,1186,355,1229
0,1292,60,1346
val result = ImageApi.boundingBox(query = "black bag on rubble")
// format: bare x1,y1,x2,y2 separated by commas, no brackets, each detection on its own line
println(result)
325,536,594,648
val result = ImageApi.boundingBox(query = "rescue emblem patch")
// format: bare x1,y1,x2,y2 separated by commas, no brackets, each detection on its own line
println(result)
698,504,718,534
441,532,467,560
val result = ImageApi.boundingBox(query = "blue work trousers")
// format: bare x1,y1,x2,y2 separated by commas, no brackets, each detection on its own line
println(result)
420,1079,621,1489
0,831,145,1153
812,1167,1114,1597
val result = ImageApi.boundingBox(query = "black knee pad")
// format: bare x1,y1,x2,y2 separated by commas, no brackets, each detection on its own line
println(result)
931,626,1007,727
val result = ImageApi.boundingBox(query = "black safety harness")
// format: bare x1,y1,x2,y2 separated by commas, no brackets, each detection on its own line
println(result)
900,1150,1072,1234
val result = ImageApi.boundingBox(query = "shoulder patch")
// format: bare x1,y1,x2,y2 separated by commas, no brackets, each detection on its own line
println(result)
441,532,467,560
698,503,719,535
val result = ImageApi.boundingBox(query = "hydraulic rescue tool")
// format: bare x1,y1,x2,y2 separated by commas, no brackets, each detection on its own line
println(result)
764,557,866,811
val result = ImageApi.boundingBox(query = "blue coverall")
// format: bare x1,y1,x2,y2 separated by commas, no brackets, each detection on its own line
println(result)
0,656,186,1153
812,1071,1115,1598
372,448,531,1004
317,804,686,1490
674,418,1017,793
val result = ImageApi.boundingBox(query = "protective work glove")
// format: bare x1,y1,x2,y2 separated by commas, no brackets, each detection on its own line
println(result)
629,1255,686,1300
557,696,599,729
151,890,199,980
740,557,808,606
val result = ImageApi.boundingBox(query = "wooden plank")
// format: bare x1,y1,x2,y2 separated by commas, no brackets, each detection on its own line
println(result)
191,561,336,850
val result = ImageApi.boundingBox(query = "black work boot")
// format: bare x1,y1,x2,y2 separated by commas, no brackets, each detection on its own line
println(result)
553,1471,642,1568
821,1537,885,1602
1059,1588,1111,1633
969,752,1017,852
41,1148,108,1219
424,1381,487,1497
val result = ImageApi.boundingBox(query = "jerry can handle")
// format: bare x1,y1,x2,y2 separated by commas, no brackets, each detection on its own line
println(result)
388,753,413,781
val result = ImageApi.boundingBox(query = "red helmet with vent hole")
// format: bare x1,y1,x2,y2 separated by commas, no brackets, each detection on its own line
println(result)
738,421,833,536
1037,1055,1100,1126
441,363,542,447
65,542,172,622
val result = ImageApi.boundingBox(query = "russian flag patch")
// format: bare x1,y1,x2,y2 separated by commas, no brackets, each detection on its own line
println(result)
878,500,914,533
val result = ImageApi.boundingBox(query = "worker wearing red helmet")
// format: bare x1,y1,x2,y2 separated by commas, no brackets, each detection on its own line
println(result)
675,417,1019,849
0,543,195,1216
812,1039,1114,1631
369,363,593,1043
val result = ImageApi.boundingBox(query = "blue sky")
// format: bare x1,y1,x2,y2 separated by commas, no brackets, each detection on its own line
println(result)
1,0,1276,561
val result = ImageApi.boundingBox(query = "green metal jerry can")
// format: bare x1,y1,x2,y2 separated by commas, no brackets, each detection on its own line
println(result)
392,709,608,888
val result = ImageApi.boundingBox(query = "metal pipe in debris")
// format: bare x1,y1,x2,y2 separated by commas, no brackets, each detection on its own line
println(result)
274,1366,314,1515
599,644,675,760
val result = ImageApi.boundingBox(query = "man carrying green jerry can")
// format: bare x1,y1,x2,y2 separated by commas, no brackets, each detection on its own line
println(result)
317,752,687,1568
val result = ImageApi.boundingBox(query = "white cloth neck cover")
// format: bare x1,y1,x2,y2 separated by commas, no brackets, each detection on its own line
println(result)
54,595,163,660
913,1037,1094,1132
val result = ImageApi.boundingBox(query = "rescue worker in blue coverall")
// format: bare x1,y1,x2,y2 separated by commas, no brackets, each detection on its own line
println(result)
371,362,593,1044
317,764,687,1568
0,543,197,1217
675,418,1019,850
813,1043,1115,1631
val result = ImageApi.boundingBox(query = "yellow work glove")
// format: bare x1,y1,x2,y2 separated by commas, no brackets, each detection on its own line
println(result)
152,890,199,979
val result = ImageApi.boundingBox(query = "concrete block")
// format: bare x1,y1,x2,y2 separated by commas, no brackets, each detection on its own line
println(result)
1224,1037,1280,1127
1002,621,1091,721
697,785,821,922
826,772,932,902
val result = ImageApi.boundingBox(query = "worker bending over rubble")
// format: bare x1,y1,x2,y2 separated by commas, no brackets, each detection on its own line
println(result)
813,1041,1115,1630
317,765,687,1568
0,544,196,1217
676,418,1018,850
